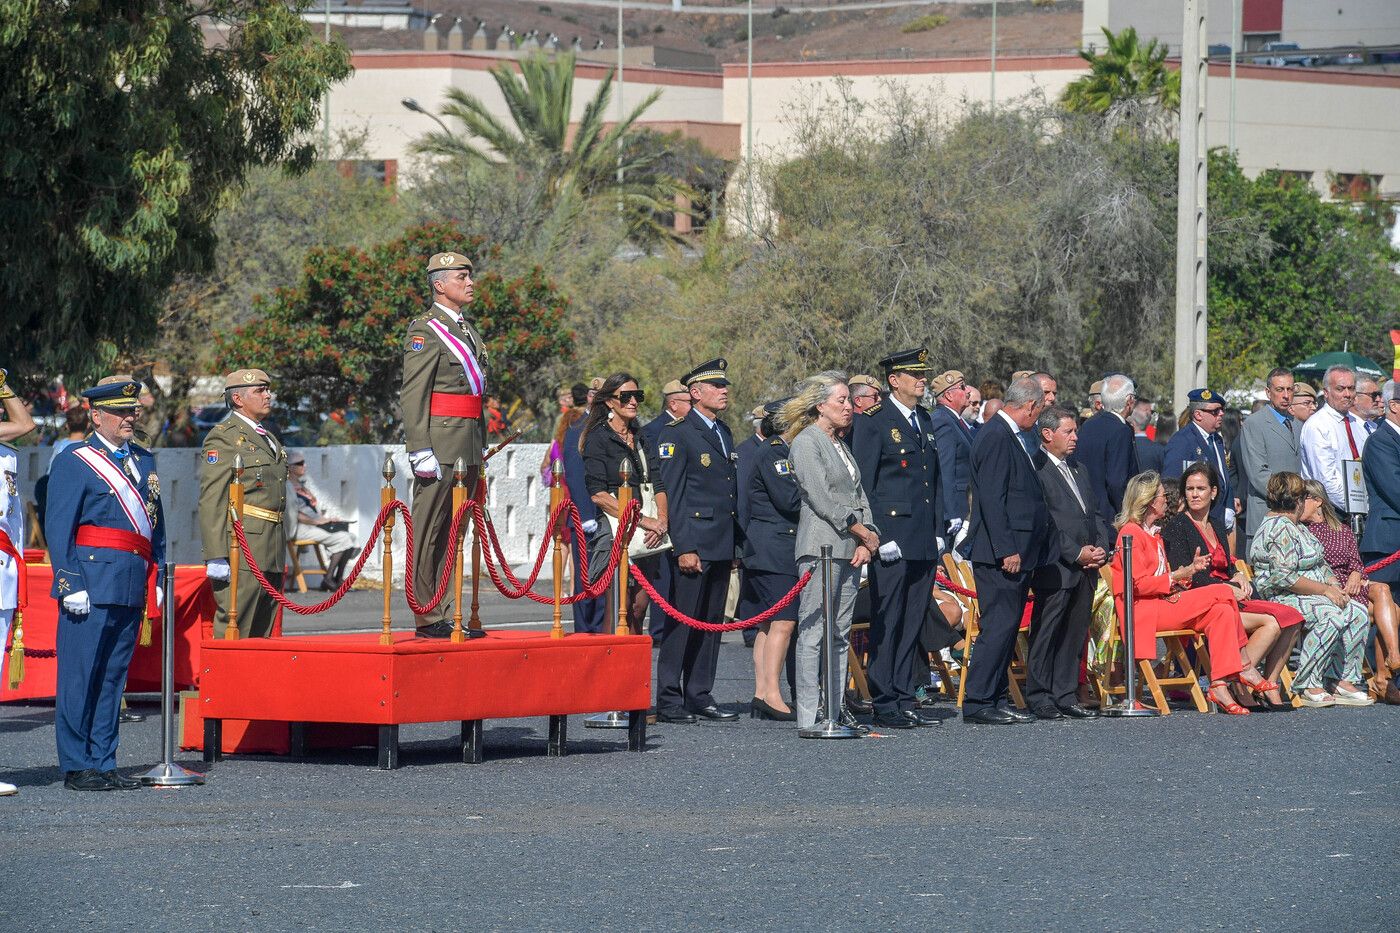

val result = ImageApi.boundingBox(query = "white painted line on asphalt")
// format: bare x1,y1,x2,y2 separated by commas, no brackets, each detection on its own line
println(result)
280,882,362,889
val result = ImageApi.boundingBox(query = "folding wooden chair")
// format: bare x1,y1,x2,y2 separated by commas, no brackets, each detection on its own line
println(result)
286,539,329,593
1095,567,1210,714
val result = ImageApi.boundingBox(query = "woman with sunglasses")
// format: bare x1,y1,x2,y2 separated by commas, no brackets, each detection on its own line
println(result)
579,373,669,633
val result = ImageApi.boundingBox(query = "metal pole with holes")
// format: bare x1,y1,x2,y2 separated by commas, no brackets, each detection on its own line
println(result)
799,546,858,738
1104,536,1155,717
140,562,204,787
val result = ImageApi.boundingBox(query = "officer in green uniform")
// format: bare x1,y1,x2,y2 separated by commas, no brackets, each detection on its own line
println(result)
199,369,288,638
401,251,489,638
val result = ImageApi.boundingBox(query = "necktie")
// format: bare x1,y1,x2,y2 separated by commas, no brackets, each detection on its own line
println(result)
1019,430,1037,459
1060,461,1087,512
255,423,279,454
711,423,726,458
1341,415,1360,459
909,411,923,447
1209,433,1226,478
111,446,138,481
1365,420,1377,435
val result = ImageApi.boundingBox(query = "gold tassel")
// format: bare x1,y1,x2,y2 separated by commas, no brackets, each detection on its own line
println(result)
139,614,153,648
6,611,24,689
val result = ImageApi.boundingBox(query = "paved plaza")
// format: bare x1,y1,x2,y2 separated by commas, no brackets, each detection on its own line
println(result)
0,591,1395,930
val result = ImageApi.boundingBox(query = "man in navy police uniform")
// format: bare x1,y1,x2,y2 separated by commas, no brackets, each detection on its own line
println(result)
852,347,946,730
654,359,742,723
45,376,166,791
1161,387,1237,528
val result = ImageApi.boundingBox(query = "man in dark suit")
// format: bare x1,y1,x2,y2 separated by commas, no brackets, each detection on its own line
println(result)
1130,400,1165,474
640,379,690,639
1073,372,1139,526
1028,406,1112,720
1360,381,1400,702
962,376,1051,725
852,347,945,730
654,359,741,723
929,369,973,538
1161,388,1236,528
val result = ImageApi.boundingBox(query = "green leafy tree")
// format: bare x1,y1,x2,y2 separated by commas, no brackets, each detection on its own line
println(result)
0,1,351,382
1062,26,1182,114
214,222,576,440
409,52,686,239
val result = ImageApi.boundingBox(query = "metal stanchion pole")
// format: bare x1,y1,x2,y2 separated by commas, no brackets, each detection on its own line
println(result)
586,459,632,729
1103,535,1156,718
224,454,244,640
799,546,858,739
140,562,205,787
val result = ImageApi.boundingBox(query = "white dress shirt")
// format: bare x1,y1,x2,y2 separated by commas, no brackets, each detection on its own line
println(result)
1300,404,1367,510
0,444,22,614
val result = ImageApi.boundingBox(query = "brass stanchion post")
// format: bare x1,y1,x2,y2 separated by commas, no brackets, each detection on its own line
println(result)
550,458,565,639
615,459,633,636
380,455,396,646
469,473,484,631
451,458,467,643
225,454,245,640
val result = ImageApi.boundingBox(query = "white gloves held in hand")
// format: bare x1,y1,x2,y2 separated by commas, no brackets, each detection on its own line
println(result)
878,541,903,563
205,559,231,582
409,449,441,480
62,591,91,615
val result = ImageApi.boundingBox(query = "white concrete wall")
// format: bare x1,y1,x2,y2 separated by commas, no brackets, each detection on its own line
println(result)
15,443,556,585
1085,0,1400,51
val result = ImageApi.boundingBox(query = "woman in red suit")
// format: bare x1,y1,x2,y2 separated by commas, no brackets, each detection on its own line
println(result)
1111,471,1277,714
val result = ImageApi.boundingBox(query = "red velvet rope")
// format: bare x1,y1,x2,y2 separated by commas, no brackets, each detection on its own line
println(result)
630,563,811,631
473,499,641,604
1364,549,1400,574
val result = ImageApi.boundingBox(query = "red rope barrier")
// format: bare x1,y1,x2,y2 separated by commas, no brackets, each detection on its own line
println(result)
473,499,641,604
1364,549,1400,574
935,572,976,599
630,564,811,631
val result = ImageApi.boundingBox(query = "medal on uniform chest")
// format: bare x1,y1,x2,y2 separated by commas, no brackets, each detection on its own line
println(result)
4,470,15,514
700,452,711,467
891,428,902,443
146,474,161,523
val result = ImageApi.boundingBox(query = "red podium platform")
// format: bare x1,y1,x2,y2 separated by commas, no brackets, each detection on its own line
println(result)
197,629,653,768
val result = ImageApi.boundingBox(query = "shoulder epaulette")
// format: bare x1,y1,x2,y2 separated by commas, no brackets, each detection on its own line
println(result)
769,436,785,446
667,417,685,426
863,403,882,415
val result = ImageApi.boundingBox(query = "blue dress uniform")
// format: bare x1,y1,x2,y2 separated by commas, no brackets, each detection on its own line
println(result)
44,379,166,789
1161,388,1235,527
734,427,765,648
655,359,741,720
852,349,946,721
739,435,802,614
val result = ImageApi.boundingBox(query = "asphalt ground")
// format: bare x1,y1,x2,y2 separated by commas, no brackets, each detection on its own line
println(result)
1,590,1396,931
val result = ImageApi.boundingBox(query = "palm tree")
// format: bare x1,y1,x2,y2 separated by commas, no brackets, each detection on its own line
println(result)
1061,27,1182,114
411,52,687,235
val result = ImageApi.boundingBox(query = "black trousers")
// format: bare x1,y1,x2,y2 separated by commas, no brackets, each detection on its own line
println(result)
867,558,935,716
964,562,1033,715
1025,573,1095,709
655,557,728,712
911,599,960,693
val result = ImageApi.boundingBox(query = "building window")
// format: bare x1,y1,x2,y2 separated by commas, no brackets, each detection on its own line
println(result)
1330,173,1380,200
1274,170,1313,186
1243,33,1280,52
336,159,398,188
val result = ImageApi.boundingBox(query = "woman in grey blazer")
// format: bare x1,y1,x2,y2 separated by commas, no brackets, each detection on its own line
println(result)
781,372,882,730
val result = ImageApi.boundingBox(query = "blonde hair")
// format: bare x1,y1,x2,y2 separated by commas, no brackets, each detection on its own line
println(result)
778,370,848,441
1302,478,1343,530
1115,470,1163,530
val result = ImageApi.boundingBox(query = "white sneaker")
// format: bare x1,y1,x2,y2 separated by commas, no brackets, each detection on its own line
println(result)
0,781,16,796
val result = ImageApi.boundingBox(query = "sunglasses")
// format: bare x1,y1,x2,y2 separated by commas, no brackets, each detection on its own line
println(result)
616,390,646,405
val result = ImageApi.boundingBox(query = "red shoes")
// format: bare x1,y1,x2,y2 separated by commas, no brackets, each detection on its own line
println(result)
1208,680,1251,715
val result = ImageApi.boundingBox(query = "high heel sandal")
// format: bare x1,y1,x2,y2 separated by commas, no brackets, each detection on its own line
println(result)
1207,681,1251,715
1232,672,1279,695
750,697,796,722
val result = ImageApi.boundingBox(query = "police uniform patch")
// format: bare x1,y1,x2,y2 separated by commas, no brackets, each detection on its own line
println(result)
700,452,712,467
659,443,675,460
206,449,219,464
774,459,791,475
891,428,902,443
410,335,425,351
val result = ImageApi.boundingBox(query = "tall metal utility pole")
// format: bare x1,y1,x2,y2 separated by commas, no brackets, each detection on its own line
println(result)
616,0,624,191
745,0,754,232
323,0,332,153
989,0,998,111
1175,0,1209,413
1229,0,1240,153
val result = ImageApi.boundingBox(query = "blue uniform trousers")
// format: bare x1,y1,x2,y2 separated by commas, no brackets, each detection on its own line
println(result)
866,558,936,716
56,603,140,773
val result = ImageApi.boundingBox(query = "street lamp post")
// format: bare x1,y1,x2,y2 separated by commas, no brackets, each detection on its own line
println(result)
401,97,451,136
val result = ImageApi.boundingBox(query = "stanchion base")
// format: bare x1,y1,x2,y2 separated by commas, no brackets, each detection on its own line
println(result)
1101,700,1159,718
798,719,861,739
583,710,630,730
139,762,206,787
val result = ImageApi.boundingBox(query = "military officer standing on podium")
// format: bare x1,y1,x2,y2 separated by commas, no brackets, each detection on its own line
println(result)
45,377,166,791
402,251,490,639
199,369,287,639
655,359,741,723
852,348,945,730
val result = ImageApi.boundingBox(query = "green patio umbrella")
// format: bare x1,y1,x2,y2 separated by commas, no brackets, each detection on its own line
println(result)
1292,351,1385,383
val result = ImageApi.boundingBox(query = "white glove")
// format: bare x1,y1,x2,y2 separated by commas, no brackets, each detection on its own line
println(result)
1224,508,1236,531
947,518,964,535
205,559,231,582
878,541,903,562
936,537,946,553
582,519,599,535
62,591,91,615
155,586,164,610
409,449,441,480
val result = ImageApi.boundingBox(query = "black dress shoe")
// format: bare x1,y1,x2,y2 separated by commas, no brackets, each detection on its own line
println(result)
872,711,917,729
118,709,145,724
656,707,697,724
692,705,739,722
64,769,115,792
1032,704,1064,720
845,691,874,714
415,621,486,639
839,707,871,734
902,709,941,727
963,707,1018,725
1058,703,1099,719
1002,707,1037,723
101,770,142,790
750,697,796,722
